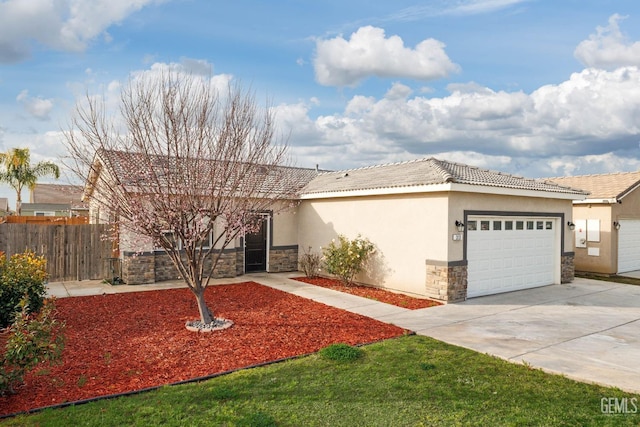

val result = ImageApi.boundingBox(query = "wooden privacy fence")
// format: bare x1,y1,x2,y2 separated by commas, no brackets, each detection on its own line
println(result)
0,223,115,282
2,215,89,225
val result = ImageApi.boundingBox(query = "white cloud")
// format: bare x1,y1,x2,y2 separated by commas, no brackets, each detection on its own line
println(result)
446,0,530,16
16,90,54,121
313,26,459,87
282,66,640,176
384,0,529,23
135,59,233,95
0,0,165,63
574,14,640,69
385,82,413,100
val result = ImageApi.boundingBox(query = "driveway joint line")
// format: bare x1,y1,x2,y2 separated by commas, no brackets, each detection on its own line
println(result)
508,317,640,360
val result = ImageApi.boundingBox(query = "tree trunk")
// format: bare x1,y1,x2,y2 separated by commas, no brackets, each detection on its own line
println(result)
15,191,21,216
193,288,214,324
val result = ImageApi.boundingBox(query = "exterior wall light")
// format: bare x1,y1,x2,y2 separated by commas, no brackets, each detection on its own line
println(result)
455,220,465,232
613,221,621,230
567,221,575,231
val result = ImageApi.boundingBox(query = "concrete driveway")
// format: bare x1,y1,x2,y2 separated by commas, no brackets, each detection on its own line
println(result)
375,277,640,394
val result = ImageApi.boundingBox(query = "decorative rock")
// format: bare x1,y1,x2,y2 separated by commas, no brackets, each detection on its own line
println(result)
185,318,233,333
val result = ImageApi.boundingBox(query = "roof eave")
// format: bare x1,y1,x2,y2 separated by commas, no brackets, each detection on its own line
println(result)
449,183,588,200
300,182,587,201
617,180,640,200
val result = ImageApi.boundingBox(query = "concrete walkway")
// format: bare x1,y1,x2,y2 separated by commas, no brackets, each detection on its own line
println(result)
46,273,640,394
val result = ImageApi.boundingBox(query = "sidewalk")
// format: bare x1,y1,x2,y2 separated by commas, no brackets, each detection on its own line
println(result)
46,272,640,394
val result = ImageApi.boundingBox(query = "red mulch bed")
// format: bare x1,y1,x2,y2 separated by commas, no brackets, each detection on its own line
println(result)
293,277,442,310
0,282,406,417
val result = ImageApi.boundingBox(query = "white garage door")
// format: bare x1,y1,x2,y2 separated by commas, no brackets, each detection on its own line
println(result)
617,219,640,273
467,217,559,298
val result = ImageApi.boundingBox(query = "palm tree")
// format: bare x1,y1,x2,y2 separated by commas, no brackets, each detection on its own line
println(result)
0,148,60,215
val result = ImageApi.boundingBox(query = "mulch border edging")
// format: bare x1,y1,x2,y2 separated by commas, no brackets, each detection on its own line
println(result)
0,334,415,420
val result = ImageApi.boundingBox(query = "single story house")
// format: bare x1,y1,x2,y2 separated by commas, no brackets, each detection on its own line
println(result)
25,183,89,217
87,153,587,302
546,171,640,275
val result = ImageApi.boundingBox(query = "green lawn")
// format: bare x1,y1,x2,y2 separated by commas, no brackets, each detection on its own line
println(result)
3,335,638,426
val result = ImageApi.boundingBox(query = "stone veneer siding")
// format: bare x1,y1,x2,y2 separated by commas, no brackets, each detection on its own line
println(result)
122,249,239,285
268,246,299,273
121,253,155,285
235,248,245,276
425,260,468,303
561,253,575,284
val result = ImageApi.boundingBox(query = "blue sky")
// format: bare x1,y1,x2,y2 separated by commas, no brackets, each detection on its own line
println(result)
1,0,640,208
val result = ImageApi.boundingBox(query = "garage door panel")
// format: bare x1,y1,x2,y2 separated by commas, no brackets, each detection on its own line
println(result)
467,216,558,298
618,220,640,273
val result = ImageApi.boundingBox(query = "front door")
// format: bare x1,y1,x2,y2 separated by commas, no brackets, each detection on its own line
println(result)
245,217,267,272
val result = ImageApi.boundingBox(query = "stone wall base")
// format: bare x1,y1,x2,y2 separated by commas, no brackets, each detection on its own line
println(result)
123,250,238,285
269,247,299,273
425,260,468,303
121,246,299,284
561,253,575,284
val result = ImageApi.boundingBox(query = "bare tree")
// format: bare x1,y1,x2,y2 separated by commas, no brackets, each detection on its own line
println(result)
64,72,308,330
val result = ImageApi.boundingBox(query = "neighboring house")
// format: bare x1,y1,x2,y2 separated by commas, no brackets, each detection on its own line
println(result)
20,203,72,217
26,183,89,217
546,171,640,276
86,151,588,302
0,198,9,216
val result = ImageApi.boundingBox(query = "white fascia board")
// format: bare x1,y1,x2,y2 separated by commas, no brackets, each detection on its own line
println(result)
573,198,618,204
300,182,586,201
447,183,587,200
299,183,454,199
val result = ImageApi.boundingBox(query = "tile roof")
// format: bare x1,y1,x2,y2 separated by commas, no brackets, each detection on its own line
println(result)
31,183,88,210
302,157,587,196
545,171,640,200
95,149,319,196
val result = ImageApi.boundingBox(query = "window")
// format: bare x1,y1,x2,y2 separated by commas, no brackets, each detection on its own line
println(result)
467,221,477,231
155,231,178,251
195,230,214,249
536,221,544,230
527,221,534,230
493,221,502,230
516,221,524,230
481,221,490,230
546,221,553,230
505,221,513,230
35,211,55,217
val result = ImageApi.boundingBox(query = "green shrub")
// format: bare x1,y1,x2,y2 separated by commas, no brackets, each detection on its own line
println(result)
1,297,65,395
319,343,364,362
0,251,48,328
322,235,375,285
299,246,321,278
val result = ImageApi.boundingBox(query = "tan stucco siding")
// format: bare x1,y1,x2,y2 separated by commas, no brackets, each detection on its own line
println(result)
298,193,449,296
575,189,640,274
572,204,614,274
447,192,574,261
271,203,298,247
